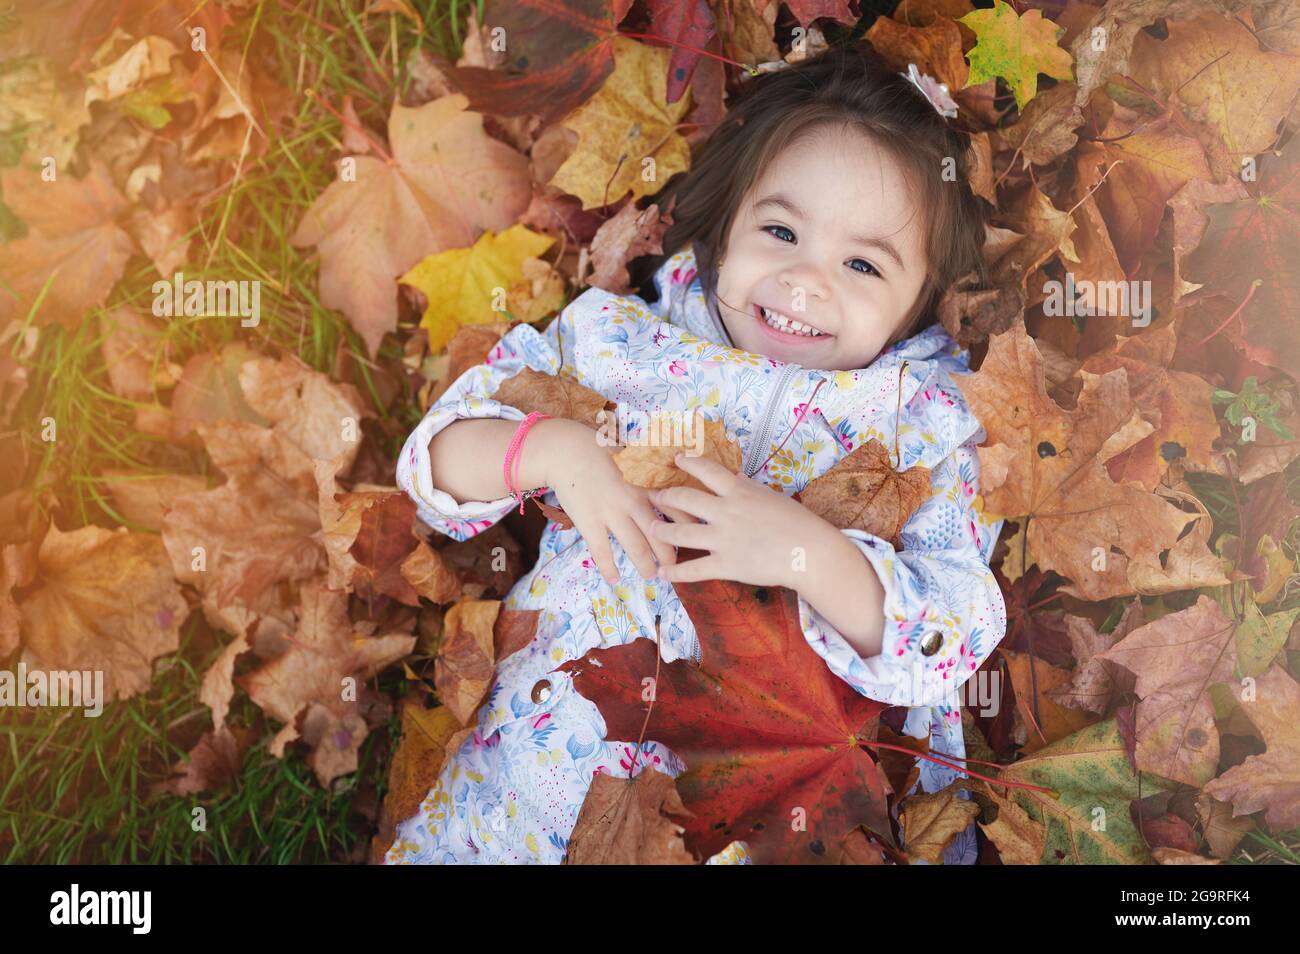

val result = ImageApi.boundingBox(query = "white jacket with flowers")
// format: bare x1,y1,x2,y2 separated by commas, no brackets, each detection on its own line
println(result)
385,245,1006,865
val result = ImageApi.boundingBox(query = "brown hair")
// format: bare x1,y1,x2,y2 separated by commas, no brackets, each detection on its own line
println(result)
637,41,989,349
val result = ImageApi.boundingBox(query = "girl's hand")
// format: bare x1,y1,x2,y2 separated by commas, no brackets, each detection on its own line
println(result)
533,419,678,584
647,453,827,588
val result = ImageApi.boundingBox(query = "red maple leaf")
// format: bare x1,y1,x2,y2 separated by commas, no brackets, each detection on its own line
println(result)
447,0,635,122
556,555,895,864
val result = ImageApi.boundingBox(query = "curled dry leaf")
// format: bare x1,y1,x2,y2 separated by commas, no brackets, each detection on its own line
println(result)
434,599,500,725
969,776,1047,865
1200,663,1300,832
585,197,675,295
796,438,932,543
0,539,39,657
565,768,697,865
163,420,326,636
613,413,742,491
533,498,574,530
898,783,982,864
433,600,539,725
18,524,188,701
398,544,462,604
239,581,415,785
238,355,370,473
151,726,253,797
490,366,612,426
372,699,470,863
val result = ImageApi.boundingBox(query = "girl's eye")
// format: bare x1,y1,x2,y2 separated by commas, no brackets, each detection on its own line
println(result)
762,225,795,243
848,258,881,278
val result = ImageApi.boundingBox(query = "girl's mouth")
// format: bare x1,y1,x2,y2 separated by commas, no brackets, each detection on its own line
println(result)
753,303,832,344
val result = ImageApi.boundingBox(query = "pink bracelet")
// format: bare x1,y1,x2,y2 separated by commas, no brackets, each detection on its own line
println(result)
503,412,552,514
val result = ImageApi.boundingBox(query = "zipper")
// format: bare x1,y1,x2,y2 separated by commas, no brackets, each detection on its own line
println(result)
742,363,801,477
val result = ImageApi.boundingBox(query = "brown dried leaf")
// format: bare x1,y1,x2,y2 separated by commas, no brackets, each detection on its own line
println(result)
18,524,188,701
564,768,697,864
585,198,674,295
434,599,501,725
372,699,464,863
491,367,612,426
240,581,414,783
101,470,208,531
1201,663,1300,831
162,420,326,639
151,726,251,797
0,160,134,328
797,439,932,543
1097,595,1237,787
613,413,742,491
398,543,462,604
898,783,982,864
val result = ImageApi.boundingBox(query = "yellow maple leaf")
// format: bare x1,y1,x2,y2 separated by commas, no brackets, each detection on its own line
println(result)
549,37,692,210
959,0,1073,110
403,224,554,354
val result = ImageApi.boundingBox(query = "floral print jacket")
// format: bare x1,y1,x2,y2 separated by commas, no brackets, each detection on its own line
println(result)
385,245,1006,865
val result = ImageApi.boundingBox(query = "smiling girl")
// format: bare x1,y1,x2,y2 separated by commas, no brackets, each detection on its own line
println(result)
387,42,1005,865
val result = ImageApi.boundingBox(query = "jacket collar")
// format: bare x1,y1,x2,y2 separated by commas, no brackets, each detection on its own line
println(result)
648,244,979,466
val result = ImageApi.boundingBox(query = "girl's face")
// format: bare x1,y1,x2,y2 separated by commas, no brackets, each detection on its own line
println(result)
712,124,929,370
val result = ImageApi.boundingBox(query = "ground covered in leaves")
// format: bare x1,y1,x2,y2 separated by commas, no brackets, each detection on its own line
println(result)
1,0,1298,864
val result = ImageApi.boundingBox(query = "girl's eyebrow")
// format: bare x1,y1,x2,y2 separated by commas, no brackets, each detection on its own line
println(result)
753,192,906,272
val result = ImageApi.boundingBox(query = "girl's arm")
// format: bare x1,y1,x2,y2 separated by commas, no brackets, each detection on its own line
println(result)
428,416,577,506
398,294,675,581
653,430,1005,708
782,518,888,657
425,415,674,582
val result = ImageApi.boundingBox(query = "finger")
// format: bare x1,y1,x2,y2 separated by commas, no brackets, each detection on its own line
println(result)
579,521,620,585
653,485,722,522
631,507,678,568
657,552,722,584
673,453,739,495
654,502,699,525
649,518,714,550
612,516,659,582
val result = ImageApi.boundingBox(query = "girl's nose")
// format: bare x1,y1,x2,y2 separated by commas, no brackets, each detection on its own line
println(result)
778,261,830,307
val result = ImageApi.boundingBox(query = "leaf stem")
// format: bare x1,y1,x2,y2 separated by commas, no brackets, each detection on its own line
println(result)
619,30,759,75
857,739,1055,794
1195,279,1261,347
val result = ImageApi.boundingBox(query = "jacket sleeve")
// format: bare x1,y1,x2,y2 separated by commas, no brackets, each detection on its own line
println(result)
797,437,1007,707
396,299,601,542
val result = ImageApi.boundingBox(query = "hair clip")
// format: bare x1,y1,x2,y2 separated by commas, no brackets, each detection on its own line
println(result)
900,63,959,119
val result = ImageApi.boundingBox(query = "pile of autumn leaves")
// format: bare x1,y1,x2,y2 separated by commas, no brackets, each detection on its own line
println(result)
2,0,1299,863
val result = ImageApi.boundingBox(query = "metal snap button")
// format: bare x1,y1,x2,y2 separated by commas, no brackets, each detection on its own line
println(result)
530,678,552,704
919,631,943,656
